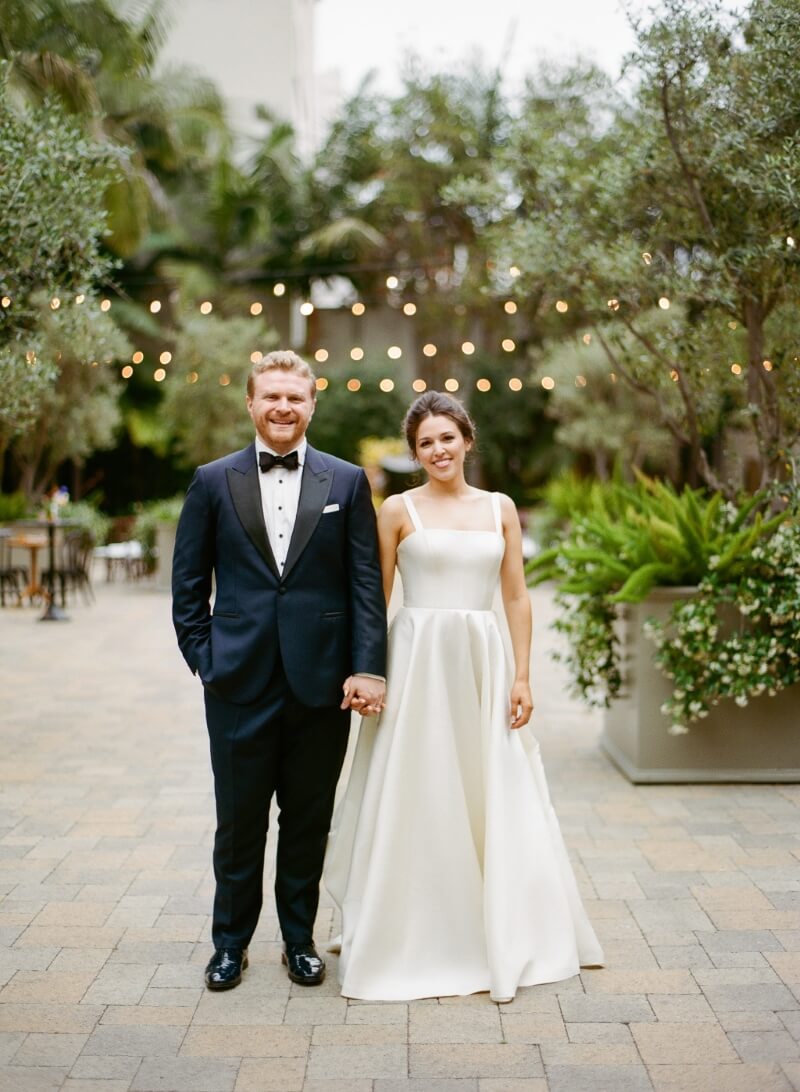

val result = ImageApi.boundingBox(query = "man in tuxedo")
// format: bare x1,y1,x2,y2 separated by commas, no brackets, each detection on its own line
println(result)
172,350,387,991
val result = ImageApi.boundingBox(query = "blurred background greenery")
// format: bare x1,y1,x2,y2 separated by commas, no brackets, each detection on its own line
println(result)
1,0,798,534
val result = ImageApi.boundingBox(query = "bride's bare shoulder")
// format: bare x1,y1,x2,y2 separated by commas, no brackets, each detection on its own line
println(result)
377,493,406,524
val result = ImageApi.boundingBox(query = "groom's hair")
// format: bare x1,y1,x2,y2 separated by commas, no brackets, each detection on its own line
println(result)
247,350,317,398
403,390,476,454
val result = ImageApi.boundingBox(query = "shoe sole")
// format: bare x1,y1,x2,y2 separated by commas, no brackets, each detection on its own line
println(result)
205,954,248,991
282,951,325,986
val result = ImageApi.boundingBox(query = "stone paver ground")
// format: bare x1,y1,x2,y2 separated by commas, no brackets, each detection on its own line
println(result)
1,576,799,1092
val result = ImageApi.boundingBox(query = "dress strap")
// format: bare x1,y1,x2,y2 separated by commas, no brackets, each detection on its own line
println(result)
490,492,503,535
402,493,425,532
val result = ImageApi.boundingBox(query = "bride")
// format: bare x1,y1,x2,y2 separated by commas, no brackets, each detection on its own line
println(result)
324,390,603,1003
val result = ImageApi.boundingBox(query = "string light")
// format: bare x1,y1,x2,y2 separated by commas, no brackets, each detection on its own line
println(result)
150,301,161,313
250,302,263,315
75,294,85,305
642,252,652,264
670,369,680,381
422,343,437,357
541,376,555,390
386,275,399,289
575,375,587,387
402,302,417,316
26,351,36,364
250,351,262,363
476,378,491,392
555,300,568,313
154,368,166,382
100,298,111,312
659,297,670,310
379,378,395,392
314,349,329,363
273,283,286,297
200,301,213,314
763,359,774,371
504,301,517,314
132,351,144,364
731,363,742,375
728,321,738,329
347,378,361,391
787,236,796,249
444,378,459,392
509,266,521,278
299,301,314,316
121,365,133,379
219,374,231,386
352,302,365,316
412,378,427,392
508,378,522,391
582,333,592,345
50,297,61,310
316,377,329,391
607,298,620,311
350,347,364,361
187,372,199,384
501,339,515,352
159,351,172,365
1,296,10,308
387,346,402,359
461,341,475,355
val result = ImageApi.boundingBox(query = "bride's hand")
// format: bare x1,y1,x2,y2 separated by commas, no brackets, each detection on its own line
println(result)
509,681,533,729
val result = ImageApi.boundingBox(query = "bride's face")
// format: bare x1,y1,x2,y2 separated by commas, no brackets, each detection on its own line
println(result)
414,414,470,481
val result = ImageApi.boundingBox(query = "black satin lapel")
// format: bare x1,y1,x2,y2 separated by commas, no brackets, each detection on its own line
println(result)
282,463,332,578
226,465,280,578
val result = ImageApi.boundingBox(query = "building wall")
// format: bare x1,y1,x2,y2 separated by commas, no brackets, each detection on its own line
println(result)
160,0,319,157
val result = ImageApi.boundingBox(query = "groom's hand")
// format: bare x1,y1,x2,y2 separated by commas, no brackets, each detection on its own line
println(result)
341,675,386,717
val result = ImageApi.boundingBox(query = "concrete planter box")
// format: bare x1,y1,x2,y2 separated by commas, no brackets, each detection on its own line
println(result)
154,521,177,592
602,587,800,783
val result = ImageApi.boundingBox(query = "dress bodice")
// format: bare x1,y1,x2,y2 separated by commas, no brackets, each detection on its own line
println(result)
396,494,505,612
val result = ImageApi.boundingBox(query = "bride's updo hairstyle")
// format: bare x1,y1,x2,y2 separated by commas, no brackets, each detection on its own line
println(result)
403,391,476,457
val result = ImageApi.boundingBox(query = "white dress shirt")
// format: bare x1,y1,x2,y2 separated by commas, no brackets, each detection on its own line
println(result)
255,436,306,573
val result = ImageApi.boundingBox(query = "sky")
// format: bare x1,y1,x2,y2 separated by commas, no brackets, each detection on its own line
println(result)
315,0,639,97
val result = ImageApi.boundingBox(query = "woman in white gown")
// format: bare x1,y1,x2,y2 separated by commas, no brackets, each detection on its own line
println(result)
324,391,603,1003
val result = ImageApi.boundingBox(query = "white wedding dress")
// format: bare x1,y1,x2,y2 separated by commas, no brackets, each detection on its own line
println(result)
324,492,604,1001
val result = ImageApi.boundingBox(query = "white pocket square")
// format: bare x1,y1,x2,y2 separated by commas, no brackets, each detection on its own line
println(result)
322,503,340,514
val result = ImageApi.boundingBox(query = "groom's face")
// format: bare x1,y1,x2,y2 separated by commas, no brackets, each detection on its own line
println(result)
247,368,315,454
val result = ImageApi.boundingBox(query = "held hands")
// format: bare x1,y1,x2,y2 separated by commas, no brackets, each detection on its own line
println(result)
341,675,386,717
509,680,534,730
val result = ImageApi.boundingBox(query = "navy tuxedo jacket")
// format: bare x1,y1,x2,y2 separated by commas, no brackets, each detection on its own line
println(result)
172,442,387,707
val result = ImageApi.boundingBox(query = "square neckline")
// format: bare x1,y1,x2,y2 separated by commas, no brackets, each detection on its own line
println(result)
398,491,503,548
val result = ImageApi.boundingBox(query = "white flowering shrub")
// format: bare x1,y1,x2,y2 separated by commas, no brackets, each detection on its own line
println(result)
647,517,800,733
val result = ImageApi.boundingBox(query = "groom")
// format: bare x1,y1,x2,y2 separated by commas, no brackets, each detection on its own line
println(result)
172,350,387,991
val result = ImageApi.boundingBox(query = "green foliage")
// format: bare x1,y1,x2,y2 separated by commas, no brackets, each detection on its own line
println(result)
9,298,130,497
647,500,800,733
0,491,31,521
158,312,277,468
527,475,790,708
62,499,112,545
309,365,407,465
0,72,118,451
452,1,800,492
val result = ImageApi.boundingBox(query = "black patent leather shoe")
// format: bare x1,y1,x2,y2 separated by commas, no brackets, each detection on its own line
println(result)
282,942,325,986
204,947,248,990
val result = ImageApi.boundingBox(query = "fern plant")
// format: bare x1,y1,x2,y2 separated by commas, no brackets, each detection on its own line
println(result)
527,475,791,717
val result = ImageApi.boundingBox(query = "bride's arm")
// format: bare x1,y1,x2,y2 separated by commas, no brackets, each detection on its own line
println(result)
377,495,404,606
499,494,534,729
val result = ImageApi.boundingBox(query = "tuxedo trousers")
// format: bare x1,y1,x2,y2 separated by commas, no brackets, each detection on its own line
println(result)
204,660,350,949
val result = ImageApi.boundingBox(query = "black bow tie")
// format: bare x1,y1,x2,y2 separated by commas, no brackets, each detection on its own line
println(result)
260,450,300,472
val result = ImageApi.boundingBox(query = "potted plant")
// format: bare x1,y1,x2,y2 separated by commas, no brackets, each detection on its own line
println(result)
133,496,184,590
527,475,800,782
